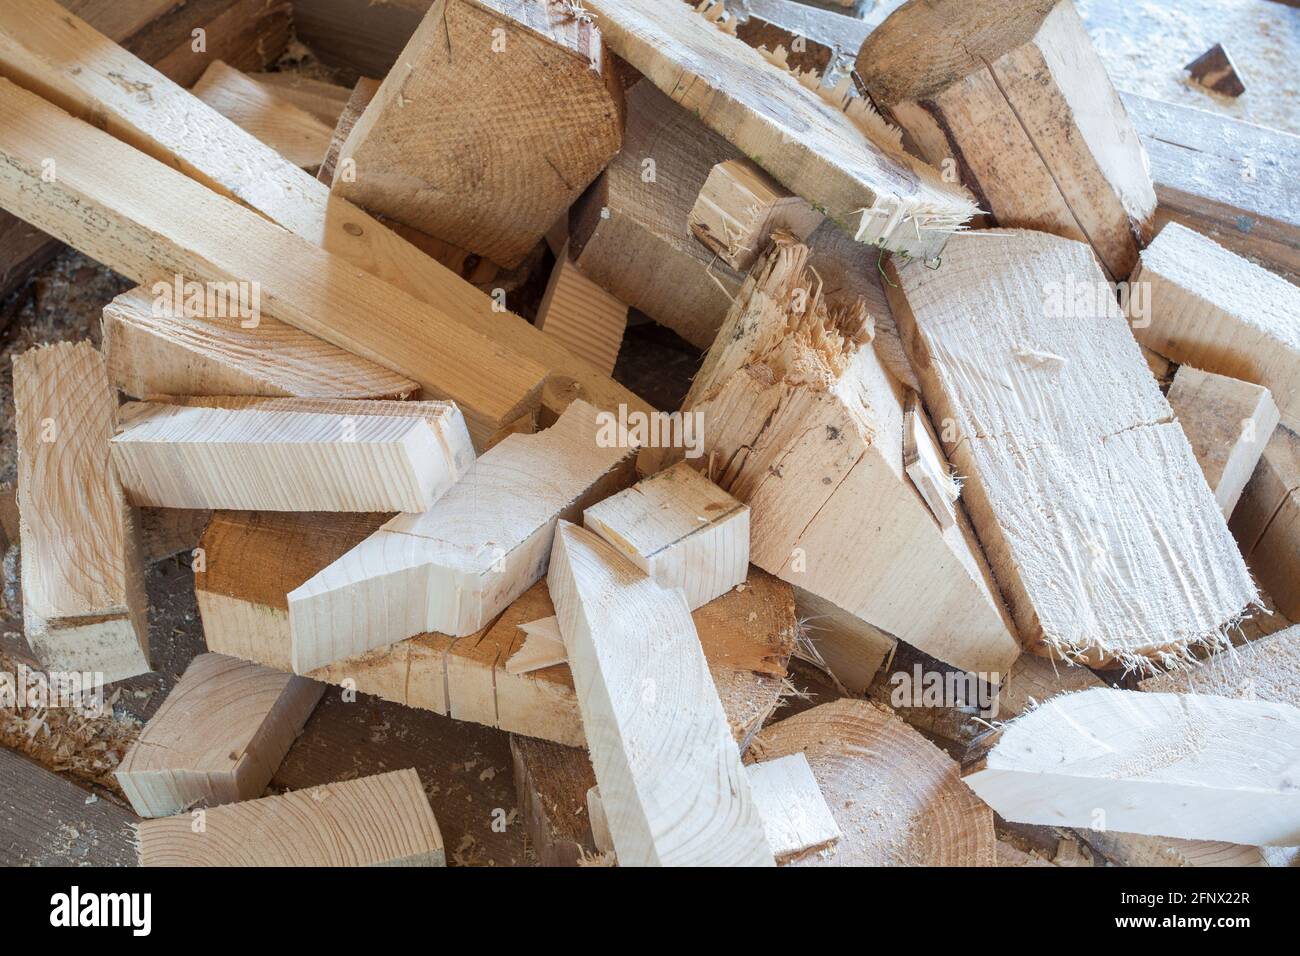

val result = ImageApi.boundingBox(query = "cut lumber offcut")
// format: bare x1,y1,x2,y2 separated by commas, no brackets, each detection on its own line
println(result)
1231,425,1300,622
887,229,1258,670
102,286,418,401
334,0,625,267
793,585,896,696
287,400,638,673
318,75,379,186
13,342,149,684
587,785,614,855
1082,829,1291,869
110,398,474,513
0,0,649,430
857,0,1156,280
689,158,825,272
1185,43,1246,97
116,653,324,818
965,687,1300,847
247,71,350,125
1140,624,1300,708
903,391,960,530
1120,92,1300,285
140,506,211,563
0,78,544,450
1165,366,1278,518
192,60,334,170
732,0,874,75
137,768,446,866
510,735,599,866
584,0,976,261
535,247,628,377
996,652,1104,720
1130,222,1300,433
647,236,1019,676
547,520,774,867
745,752,841,862
505,617,566,675
748,699,996,866
584,460,749,611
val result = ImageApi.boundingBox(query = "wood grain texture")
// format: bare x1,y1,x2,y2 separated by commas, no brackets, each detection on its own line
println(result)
887,229,1257,669
689,158,824,272
335,0,624,267
535,249,627,376
547,520,774,866
1231,425,1300,622
248,71,349,125
746,752,841,862
967,687,1300,846
137,768,446,866
13,342,149,684
748,699,996,866
116,653,323,817
1140,624,1300,706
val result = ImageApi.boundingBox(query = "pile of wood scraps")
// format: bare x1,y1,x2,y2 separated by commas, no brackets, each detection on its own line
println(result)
1,0,1298,868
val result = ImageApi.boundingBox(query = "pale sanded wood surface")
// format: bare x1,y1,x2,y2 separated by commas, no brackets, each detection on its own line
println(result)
193,60,334,170
902,391,960,530
248,71,350,125
505,617,566,675
13,342,150,684
584,461,749,611
137,768,446,866
967,687,1300,846
748,699,996,866
547,521,774,866
887,229,1257,669
116,653,323,818
746,752,841,862
535,249,628,377
1140,624,1300,707
287,400,637,672
1231,425,1300,621
689,158,824,272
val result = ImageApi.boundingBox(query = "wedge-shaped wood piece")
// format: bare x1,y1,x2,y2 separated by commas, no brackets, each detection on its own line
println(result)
116,653,324,818
103,286,417,401
585,0,975,260
535,248,628,377
749,699,995,866
504,616,566,675
903,391,960,530
335,0,623,267
287,400,637,673
192,60,333,170
13,342,149,683
110,398,473,513
793,586,896,696
585,461,749,611
966,687,1300,846
547,520,774,867
137,768,446,866
857,0,1155,279
1185,43,1246,97
1166,366,1278,517
689,159,825,272
1232,425,1300,622
746,753,841,863
1131,222,1300,432
1140,624,1300,706
887,229,1257,669
648,237,1019,676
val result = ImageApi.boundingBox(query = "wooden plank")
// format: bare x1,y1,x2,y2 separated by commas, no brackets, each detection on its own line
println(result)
14,342,150,684
61,0,181,43
689,158,825,272
1131,222,1300,432
1140,624,1300,706
887,229,1257,669
649,237,1019,676
335,0,625,268
585,0,975,261
1165,366,1278,517
192,60,334,170
1231,425,1300,621
857,0,1155,279
547,520,774,866
248,71,350,125
102,286,418,401
116,653,323,817
535,249,628,377
286,400,637,672
584,460,749,611
966,687,1300,846
110,398,474,512
746,752,841,862
748,699,996,866
137,768,446,865
0,0,651,427
122,0,292,88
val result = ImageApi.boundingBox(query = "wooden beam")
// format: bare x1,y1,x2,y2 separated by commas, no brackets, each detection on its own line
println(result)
1165,366,1278,517
102,286,418,401
966,687,1300,846
887,229,1257,669
535,248,628,377
1140,624,1300,706
0,0,652,426
192,60,334,170
586,0,975,260
137,768,447,865
547,520,775,866
110,398,474,512
1131,222,1300,433
286,400,637,672
689,158,825,272
732,0,874,75
14,342,149,683
649,237,1019,676
335,0,625,268
749,699,996,866
584,460,749,611
116,653,324,817
248,72,350,126
121,0,292,88
856,0,1155,279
